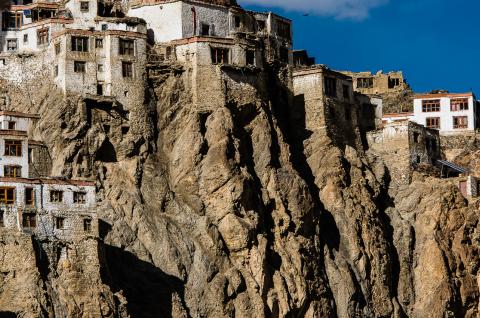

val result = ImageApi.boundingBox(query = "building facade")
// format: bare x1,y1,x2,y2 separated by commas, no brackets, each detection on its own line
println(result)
412,92,480,135
340,70,408,95
0,111,97,240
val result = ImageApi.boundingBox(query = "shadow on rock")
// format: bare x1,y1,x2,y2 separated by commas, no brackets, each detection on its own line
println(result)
99,244,187,318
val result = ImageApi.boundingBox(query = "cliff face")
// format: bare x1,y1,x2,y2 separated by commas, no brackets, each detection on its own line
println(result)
1,57,479,317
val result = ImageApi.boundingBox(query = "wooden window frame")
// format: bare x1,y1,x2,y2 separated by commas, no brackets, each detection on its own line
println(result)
450,98,469,112
426,117,440,129
0,187,15,205
119,38,134,56
122,61,133,78
83,218,92,232
22,213,36,228
211,47,229,64
50,190,63,203
74,61,86,73
55,217,65,229
37,28,49,46
71,36,89,52
453,116,468,129
73,191,87,204
325,77,337,98
422,99,441,112
5,140,22,156
25,188,34,206
4,165,21,178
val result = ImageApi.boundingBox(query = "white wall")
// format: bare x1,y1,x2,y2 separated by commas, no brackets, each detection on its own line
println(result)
128,2,183,43
412,96,475,134
0,136,29,177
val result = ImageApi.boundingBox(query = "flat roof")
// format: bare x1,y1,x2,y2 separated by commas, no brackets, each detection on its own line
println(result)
383,112,413,118
0,111,40,119
415,92,474,99
293,65,352,81
0,177,95,187
0,130,28,137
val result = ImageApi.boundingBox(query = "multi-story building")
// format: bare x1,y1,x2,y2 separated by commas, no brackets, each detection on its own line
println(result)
411,92,480,135
0,111,97,240
340,70,408,95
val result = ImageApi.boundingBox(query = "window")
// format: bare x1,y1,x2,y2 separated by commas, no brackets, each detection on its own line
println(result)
257,20,266,31
7,121,15,130
200,23,210,36
122,61,133,78
50,190,63,203
0,210,4,227
7,39,17,51
4,166,21,178
71,36,89,52
121,126,129,135
2,12,22,30
80,1,89,12
211,47,229,64
453,116,468,129
73,191,86,204
83,218,92,232
325,77,337,97
342,84,350,99
279,47,289,63
101,24,108,31
277,20,291,40
97,64,104,72
54,65,58,77
103,124,110,134
426,117,440,129
5,140,22,156
451,98,469,111
55,217,65,229
234,16,241,28
119,38,134,55
357,78,373,89
25,188,34,206
28,148,33,164
37,28,48,45
22,213,36,228
74,61,86,73
95,38,103,48
422,99,441,112
23,34,28,43
388,77,400,88
413,132,420,143
55,42,61,55
0,187,15,205
97,82,104,95
246,50,255,66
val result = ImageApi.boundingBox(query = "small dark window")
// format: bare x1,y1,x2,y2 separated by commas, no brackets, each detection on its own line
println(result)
80,1,89,12
103,124,110,133
121,126,129,135
54,65,58,77
279,47,289,62
119,38,134,55
22,213,36,228
83,218,92,232
55,217,65,229
4,165,21,178
122,62,133,78
257,20,265,31
200,23,210,36
101,24,108,31
416,155,421,164
413,132,420,143
0,210,4,227
97,82,103,95
246,50,255,66
95,38,103,48
97,64,104,72
325,77,337,97
28,148,33,164
71,36,89,52
74,61,86,73
55,42,61,54
8,121,15,130
73,192,86,204
50,190,63,203
37,28,48,45
234,16,241,28
342,84,350,99
25,188,34,206
23,34,28,43
211,47,229,64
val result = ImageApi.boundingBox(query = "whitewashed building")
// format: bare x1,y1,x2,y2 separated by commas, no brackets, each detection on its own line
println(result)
412,92,480,135
0,111,97,240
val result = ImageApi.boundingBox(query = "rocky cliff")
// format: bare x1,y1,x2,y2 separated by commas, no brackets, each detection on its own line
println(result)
0,55,479,318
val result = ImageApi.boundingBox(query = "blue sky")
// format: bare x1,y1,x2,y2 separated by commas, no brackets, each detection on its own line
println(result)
240,0,480,95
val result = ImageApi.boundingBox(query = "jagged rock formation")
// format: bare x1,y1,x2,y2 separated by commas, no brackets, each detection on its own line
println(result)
0,53,478,318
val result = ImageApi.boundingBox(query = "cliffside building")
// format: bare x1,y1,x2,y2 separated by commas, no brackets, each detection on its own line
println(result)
0,111,97,240
340,70,408,95
411,92,480,135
